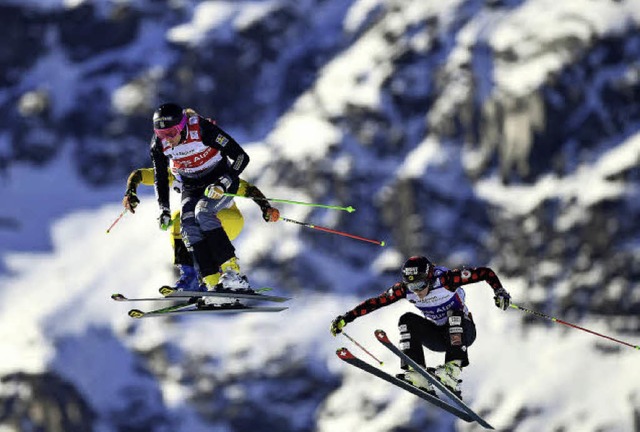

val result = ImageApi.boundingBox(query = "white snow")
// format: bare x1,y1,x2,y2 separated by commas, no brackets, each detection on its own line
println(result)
2,0,640,431
168,1,281,46
476,132,640,217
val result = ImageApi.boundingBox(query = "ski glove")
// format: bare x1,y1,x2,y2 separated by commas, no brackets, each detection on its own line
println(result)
263,207,280,223
493,287,511,310
122,189,140,213
158,209,173,231
330,315,347,337
205,175,233,200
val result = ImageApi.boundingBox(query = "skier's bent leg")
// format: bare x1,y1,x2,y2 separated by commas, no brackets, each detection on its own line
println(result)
444,310,476,367
398,312,429,370
396,313,441,394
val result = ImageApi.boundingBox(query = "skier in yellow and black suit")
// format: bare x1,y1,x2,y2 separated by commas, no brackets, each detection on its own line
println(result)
121,167,279,291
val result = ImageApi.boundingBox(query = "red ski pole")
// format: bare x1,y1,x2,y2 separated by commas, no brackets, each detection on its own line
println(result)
106,209,127,234
510,304,640,351
279,216,385,246
342,331,384,365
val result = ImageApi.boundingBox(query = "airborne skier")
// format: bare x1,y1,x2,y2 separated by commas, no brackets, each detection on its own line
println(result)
121,167,279,292
149,102,269,300
330,255,511,398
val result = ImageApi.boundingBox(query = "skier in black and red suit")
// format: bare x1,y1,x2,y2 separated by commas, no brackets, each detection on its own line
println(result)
330,255,511,398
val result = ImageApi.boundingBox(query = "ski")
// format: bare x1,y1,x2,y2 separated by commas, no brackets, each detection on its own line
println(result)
112,293,197,302
128,301,196,318
128,303,288,318
159,286,291,303
336,347,473,422
374,329,494,429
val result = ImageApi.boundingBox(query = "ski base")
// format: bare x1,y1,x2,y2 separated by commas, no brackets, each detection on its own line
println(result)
336,347,473,422
374,329,494,429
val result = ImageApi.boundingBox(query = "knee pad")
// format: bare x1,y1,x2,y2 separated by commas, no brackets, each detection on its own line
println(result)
447,312,464,346
398,313,414,350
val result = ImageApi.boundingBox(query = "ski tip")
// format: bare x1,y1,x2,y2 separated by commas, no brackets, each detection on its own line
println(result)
380,241,386,247
159,286,174,296
336,347,354,360
111,293,126,301
374,329,389,342
128,309,145,319
346,206,356,213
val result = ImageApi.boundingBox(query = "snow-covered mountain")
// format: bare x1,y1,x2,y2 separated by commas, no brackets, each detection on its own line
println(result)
1,0,639,431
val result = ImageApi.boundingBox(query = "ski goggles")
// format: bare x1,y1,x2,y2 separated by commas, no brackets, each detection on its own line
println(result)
154,114,187,140
405,280,428,292
403,274,433,293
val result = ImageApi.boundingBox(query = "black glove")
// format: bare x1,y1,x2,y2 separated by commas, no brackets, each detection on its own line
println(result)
122,189,140,213
330,315,348,337
158,208,172,231
493,287,511,310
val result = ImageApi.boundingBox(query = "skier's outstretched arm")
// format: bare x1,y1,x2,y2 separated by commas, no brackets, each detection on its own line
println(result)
330,283,407,336
243,182,280,222
151,138,172,230
441,267,511,310
122,168,157,213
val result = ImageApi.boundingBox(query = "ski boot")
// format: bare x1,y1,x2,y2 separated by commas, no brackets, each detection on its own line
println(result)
396,368,437,397
197,272,225,308
199,258,253,307
432,360,463,399
213,257,254,294
172,264,200,292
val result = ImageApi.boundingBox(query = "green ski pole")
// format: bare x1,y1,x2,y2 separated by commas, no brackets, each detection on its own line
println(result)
224,192,355,213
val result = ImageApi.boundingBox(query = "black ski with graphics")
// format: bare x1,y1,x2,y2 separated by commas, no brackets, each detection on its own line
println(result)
374,329,494,429
336,347,473,422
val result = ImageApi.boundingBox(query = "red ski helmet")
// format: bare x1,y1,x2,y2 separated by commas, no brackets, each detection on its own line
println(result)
153,102,187,140
401,256,435,292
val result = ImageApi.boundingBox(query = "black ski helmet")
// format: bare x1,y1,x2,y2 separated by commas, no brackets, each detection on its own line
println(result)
401,255,435,292
153,102,184,130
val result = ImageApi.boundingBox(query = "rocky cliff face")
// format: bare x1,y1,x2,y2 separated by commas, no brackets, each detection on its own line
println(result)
2,0,639,430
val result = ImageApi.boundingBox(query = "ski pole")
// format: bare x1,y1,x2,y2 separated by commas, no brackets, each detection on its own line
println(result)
279,216,385,246
343,331,384,365
510,303,640,351
106,208,128,234
224,192,356,213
